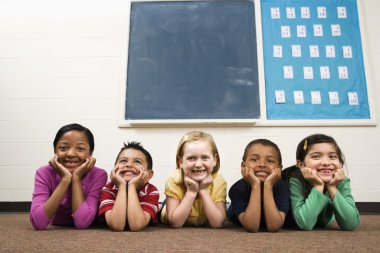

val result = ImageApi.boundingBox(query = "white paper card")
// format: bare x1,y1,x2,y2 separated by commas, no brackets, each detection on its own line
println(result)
301,7,310,19
273,45,283,58
292,45,302,57
294,91,304,104
283,66,294,79
311,91,322,104
303,66,314,79
331,24,341,36
329,92,339,105
317,7,327,18
286,7,296,19
281,26,291,38
313,24,323,36
297,25,307,37
271,7,281,19
343,46,353,58
326,45,336,58
337,7,347,19
348,92,359,105
320,66,330,79
275,90,286,104
338,66,349,79
309,45,319,58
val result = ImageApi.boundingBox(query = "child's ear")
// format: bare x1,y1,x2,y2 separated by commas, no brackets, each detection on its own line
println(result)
241,161,245,169
148,170,154,179
296,160,304,168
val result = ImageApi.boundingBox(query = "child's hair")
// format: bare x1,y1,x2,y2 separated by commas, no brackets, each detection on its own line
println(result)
282,133,345,197
114,141,153,170
242,139,282,166
53,123,95,154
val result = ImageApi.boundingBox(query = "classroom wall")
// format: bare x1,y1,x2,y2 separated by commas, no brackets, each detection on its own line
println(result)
0,0,379,203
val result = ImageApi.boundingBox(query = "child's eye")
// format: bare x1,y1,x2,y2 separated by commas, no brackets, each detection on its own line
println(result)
119,160,127,164
58,146,67,151
329,154,338,160
310,154,320,159
187,157,196,161
267,160,275,164
134,160,142,164
201,156,210,161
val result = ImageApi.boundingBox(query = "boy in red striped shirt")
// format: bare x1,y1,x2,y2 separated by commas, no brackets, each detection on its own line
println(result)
99,142,159,231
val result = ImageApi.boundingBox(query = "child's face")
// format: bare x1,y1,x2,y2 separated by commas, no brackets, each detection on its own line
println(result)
301,143,342,183
179,140,217,182
242,143,281,182
54,130,91,173
115,149,148,182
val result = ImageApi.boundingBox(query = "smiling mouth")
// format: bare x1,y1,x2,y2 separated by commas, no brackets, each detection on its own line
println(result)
191,169,206,174
317,169,334,175
255,171,270,177
63,161,80,168
122,170,137,176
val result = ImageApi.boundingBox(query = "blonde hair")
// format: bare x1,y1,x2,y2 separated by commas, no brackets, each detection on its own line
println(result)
176,131,220,183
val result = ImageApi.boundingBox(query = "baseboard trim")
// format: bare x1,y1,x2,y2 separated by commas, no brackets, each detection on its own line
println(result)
0,202,31,212
356,202,380,214
0,201,379,214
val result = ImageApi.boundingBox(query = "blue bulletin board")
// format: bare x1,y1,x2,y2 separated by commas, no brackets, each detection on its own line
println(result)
261,0,370,119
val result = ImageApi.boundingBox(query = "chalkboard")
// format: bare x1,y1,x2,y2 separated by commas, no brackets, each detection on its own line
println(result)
125,1,259,120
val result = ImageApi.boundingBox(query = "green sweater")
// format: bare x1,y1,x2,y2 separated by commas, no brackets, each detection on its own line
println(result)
289,177,360,231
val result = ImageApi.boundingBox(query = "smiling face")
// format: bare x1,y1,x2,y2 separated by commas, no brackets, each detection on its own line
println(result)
301,143,342,183
179,140,217,182
242,143,281,182
54,130,91,173
115,148,148,182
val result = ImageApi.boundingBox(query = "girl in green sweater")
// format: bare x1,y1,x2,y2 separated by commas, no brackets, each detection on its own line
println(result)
282,134,360,231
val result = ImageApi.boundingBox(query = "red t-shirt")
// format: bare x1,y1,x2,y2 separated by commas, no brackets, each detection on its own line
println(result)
98,182,159,223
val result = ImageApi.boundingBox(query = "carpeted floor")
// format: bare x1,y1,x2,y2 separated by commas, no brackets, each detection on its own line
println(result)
0,214,379,253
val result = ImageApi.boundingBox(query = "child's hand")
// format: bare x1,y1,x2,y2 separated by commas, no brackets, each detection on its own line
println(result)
300,166,324,187
327,168,345,188
184,176,199,193
110,164,127,187
199,175,212,191
128,167,151,190
241,167,260,186
49,155,71,180
73,157,96,179
265,167,281,187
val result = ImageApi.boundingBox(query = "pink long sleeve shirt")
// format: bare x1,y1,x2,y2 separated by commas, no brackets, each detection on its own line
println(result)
30,165,107,230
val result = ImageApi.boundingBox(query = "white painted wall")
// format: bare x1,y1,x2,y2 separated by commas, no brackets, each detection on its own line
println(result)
0,0,379,202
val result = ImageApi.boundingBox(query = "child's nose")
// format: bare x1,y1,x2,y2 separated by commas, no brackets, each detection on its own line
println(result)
321,157,331,165
67,148,76,157
194,158,203,167
258,159,266,167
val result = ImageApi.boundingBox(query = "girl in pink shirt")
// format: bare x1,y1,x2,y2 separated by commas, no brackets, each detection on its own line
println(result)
30,123,107,230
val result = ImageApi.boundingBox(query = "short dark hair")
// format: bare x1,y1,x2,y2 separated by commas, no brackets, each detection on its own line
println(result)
53,123,95,154
114,141,153,170
242,139,282,166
